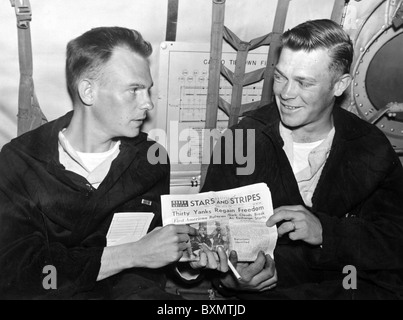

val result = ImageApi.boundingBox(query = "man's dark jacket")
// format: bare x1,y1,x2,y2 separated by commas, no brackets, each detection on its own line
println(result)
0,112,173,300
202,103,403,299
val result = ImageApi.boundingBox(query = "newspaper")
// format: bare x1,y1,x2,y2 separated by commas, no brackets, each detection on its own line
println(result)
161,183,278,262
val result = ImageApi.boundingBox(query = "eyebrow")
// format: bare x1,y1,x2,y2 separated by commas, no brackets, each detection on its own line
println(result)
274,67,317,83
128,82,154,89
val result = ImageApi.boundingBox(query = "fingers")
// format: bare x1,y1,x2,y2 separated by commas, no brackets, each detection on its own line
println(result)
241,251,266,281
277,220,296,237
195,246,229,272
253,255,276,289
170,224,198,236
242,254,276,291
189,251,208,269
177,241,190,252
198,251,208,267
202,246,218,269
267,206,305,227
256,269,278,291
217,246,229,272
229,250,238,267
176,233,190,243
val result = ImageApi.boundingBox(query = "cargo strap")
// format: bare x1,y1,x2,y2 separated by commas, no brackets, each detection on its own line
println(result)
200,0,289,188
10,0,47,136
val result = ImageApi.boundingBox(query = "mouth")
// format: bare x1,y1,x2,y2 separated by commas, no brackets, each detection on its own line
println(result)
281,103,302,111
133,117,147,122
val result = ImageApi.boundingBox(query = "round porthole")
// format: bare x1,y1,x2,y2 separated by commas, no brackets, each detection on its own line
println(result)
366,32,403,121
352,27,403,148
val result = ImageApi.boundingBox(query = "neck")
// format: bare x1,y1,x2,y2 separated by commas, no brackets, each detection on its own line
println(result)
64,108,115,153
288,115,334,143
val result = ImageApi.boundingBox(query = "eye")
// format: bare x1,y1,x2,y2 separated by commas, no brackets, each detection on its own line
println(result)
273,72,286,83
129,87,139,94
299,81,314,88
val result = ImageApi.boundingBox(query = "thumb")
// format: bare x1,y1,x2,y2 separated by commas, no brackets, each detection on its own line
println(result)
266,217,276,228
229,250,238,268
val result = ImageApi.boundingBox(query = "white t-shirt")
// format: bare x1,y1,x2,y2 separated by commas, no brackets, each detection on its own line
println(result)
58,131,121,189
76,145,120,172
292,140,324,175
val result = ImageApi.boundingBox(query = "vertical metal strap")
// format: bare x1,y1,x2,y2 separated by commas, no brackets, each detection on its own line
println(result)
260,0,290,107
166,0,179,41
11,0,47,136
228,44,249,127
331,0,349,25
200,0,226,189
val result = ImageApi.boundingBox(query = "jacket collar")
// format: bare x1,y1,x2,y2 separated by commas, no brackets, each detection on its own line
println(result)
13,111,148,164
244,102,371,144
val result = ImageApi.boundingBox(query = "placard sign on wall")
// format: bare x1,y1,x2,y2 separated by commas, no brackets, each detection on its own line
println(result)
154,42,268,194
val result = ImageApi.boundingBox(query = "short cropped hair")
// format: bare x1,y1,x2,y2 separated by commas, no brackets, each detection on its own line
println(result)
281,19,353,76
66,27,152,102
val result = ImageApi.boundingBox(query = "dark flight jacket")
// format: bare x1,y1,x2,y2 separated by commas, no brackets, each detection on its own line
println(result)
0,112,170,299
202,103,403,299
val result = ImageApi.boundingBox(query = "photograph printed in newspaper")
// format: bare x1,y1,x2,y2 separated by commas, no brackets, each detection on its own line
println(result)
161,183,278,262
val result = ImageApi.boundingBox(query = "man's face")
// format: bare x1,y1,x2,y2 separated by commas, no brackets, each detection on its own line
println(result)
273,48,342,138
92,47,153,139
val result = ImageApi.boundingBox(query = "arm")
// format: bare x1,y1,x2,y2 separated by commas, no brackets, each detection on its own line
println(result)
269,144,403,271
0,160,103,299
202,128,277,293
97,225,197,281
316,158,403,270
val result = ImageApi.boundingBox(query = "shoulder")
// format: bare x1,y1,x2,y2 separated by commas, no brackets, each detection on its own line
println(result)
1,113,70,160
335,108,401,173
336,108,395,151
121,132,170,171
235,103,278,130
123,132,168,155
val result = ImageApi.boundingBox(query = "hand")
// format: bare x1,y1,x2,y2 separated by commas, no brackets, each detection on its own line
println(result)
219,251,277,292
267,205,323,245
190,244,229,272
134,224,198,269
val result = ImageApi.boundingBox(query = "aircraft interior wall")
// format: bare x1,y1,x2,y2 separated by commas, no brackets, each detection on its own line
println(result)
1,0,402,195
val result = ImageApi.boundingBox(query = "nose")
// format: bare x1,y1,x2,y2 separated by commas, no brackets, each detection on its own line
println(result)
141,102,154,111
280,80,298,100
140,92,154,111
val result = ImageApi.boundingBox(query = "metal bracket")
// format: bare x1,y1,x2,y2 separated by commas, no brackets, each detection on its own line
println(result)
393,2,403,29
10,0,32,29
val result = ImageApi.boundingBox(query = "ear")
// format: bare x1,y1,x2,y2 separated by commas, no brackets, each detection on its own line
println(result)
78,79,95,106
333,73,352,97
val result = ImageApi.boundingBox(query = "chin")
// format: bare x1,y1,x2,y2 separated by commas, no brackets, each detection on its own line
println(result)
122,128,141,138
280,115,304,129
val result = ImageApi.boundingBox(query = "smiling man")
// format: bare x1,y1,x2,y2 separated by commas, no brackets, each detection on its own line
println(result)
0,27,200,300
202,19,403,299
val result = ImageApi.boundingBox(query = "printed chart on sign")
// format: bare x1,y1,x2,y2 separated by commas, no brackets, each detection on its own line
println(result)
155,42,268,190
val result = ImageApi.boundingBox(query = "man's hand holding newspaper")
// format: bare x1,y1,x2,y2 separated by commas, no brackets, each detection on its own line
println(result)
161,183,278,289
